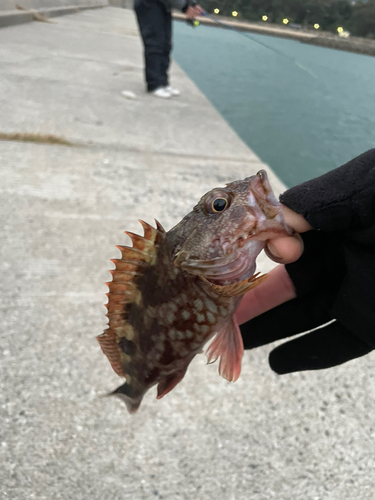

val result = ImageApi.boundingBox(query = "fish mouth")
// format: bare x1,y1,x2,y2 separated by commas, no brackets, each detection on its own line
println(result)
177,238,265,286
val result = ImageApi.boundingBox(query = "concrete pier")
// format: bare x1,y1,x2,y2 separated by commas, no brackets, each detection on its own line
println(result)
1,7,375,500
0,0,108,28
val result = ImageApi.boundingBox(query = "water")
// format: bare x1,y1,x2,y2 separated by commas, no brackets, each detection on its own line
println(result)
173,21,375,187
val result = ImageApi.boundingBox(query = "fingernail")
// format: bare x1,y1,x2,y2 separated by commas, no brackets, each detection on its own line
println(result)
265,243,283,263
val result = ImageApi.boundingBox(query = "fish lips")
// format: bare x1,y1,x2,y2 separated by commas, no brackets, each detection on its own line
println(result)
174,239,265,285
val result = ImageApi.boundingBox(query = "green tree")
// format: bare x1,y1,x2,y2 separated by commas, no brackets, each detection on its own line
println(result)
199,0,373,37
350,0,375,37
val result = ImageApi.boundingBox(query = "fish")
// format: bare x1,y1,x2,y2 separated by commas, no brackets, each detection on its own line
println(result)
96,170,291,413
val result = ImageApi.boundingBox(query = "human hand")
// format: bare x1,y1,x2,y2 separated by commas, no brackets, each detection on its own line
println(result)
236,205,308,326
237,233,372,375
237,150,375,374
185,4,204,19
264,204,309,265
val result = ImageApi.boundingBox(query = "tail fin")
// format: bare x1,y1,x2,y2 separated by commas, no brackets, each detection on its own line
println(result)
110,382,143,414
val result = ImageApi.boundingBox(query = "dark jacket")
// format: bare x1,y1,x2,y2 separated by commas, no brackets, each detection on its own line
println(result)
159,0,195,11
280,149,375,347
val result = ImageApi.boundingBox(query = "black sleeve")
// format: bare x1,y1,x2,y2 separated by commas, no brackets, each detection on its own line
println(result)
280,149,375,232
283,230,345,298
181,0,196,12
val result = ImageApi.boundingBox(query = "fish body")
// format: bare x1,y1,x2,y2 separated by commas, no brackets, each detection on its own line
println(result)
97,170,291,413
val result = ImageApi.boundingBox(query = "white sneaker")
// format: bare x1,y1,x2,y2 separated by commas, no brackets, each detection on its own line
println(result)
165,85,180,96
152,87,172,99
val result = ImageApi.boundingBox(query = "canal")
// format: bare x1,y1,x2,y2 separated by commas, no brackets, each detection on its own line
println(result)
173,21,375,187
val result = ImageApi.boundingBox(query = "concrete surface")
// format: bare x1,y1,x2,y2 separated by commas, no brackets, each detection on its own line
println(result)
109,0,132,8
0,0,108,10
1,7,375,500
0,0,108,29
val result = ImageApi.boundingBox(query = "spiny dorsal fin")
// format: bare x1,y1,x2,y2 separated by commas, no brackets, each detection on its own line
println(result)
138,219,158,240
154,219,166,234
124,231,156,252
96,220,166,378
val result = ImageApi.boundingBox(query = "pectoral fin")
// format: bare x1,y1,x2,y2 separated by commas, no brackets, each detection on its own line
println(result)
206,315,244,382
202,272,268,298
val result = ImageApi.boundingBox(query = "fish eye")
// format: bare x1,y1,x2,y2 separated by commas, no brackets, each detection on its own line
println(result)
211,198,228,213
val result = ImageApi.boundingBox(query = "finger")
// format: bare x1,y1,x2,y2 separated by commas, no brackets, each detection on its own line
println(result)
265,233,304,264
281,204,312,233
269,321,372,374
240,290,332,349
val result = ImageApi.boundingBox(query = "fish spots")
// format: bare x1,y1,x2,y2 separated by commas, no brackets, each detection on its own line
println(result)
165,310,175,325
175,293,188,307
194,298,204,312
178,346,189,357
169,328,194,341
119,323,135,340
132,289,142,306
145,305,157,318
181,310,191,321
206,312,216,324
169,302,178,313
144,305,158,329
192,322,211,341
219,306,228,316
204,299,218,315
157,303,178,326
153,336,165,353
200,325,209,335
196,313,205,324
169,329,177,340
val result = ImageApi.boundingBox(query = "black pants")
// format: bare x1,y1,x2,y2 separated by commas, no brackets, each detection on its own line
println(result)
134,0,172,92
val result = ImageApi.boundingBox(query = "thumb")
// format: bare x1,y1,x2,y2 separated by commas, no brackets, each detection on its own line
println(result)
265,233,304,264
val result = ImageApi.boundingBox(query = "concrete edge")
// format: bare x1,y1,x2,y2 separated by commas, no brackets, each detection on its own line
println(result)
0,4,107,28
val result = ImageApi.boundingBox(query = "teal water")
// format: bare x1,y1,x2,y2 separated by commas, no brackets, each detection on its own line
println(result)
173,22,375,187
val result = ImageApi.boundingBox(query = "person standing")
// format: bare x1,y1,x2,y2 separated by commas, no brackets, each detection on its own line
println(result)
134,0,203,98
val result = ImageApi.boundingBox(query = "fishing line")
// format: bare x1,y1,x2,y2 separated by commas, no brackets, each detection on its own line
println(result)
196,11,317,79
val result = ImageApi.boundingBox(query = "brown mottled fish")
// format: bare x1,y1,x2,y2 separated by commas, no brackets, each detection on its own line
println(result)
97,171,291,413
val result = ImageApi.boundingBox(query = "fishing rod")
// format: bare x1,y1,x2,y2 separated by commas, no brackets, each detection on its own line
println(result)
187,11,317,79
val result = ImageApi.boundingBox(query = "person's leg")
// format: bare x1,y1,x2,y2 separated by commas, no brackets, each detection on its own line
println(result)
160,9,172,88
162,12,181,95
134,0,169,92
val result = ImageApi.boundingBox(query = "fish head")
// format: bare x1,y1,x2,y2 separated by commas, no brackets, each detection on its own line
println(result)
172,170,292,285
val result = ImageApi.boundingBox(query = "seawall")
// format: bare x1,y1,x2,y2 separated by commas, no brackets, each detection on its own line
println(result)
174,12,375,58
